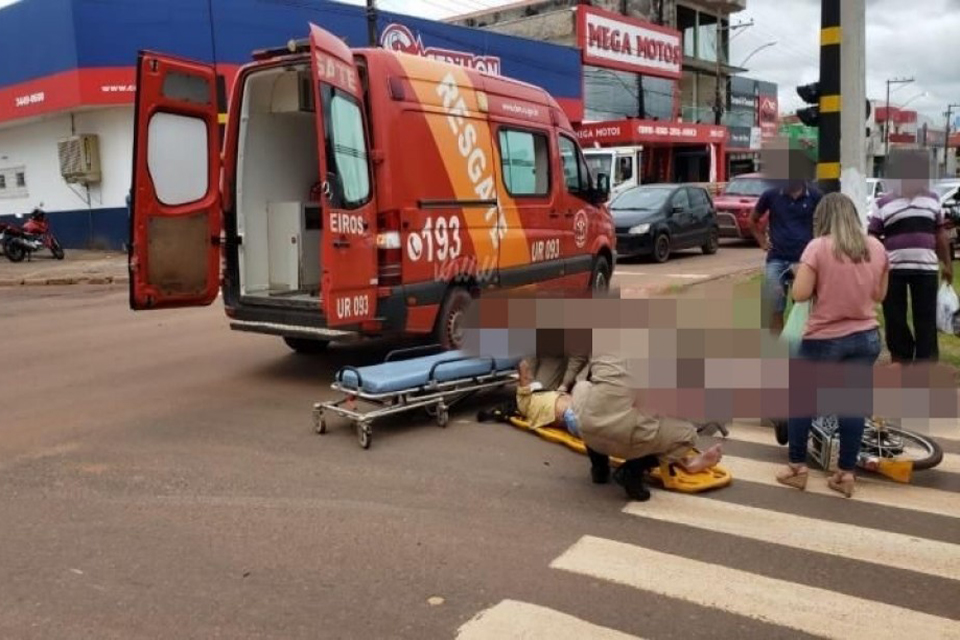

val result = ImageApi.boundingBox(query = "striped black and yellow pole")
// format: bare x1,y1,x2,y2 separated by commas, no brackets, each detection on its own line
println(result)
817,0,841,194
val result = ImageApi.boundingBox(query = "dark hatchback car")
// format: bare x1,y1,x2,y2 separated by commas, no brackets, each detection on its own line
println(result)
612,184,720,263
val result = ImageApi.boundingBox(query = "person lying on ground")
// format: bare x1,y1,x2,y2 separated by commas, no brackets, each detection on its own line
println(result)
515,359,581,436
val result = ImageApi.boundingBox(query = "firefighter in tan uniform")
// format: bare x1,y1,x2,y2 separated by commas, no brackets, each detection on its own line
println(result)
570,353,723,501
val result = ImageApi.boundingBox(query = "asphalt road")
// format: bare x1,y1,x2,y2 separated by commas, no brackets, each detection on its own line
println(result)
2,255,959,639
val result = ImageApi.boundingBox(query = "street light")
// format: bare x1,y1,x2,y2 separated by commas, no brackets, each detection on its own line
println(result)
897,92,927,109
884,77,914,164
737,41,776,68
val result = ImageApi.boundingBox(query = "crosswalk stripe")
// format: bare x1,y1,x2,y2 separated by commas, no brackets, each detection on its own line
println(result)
551,536,960,640
723,455,960,519
720,423,960,474
623,492,960,581
455,599,643,640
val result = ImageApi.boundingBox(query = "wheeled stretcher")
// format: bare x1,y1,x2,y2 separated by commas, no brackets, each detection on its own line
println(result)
313,346,520,449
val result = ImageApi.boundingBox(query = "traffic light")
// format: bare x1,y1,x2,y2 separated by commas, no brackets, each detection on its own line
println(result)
797,82,820,127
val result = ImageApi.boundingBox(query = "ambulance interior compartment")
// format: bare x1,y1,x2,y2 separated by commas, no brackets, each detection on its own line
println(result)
236,64,323,303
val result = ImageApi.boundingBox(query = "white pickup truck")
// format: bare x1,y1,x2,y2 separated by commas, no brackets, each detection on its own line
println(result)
584,146,643,203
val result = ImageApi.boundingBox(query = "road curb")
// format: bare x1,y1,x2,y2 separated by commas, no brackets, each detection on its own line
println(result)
0,275,128,287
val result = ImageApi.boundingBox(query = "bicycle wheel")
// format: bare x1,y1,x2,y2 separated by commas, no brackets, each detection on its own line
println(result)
862,420,944,471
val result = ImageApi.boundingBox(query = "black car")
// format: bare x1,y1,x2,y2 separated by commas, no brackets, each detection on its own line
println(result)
611,184,720,263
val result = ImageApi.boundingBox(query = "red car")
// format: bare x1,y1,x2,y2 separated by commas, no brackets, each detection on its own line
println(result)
713,173,778,242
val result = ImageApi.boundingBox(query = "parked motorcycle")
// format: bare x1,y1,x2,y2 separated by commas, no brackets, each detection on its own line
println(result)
2,205,65,262
0,220,14,256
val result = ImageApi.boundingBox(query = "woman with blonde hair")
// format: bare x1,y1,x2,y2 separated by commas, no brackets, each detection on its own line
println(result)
776,193,889,497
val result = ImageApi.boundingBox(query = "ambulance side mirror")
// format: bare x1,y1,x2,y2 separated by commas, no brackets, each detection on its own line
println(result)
593,173,610,204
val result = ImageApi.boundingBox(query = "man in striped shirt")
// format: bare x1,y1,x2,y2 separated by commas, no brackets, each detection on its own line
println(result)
868,149,953,363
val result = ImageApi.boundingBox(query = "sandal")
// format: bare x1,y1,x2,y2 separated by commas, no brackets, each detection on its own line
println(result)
776,463,809,490
828,471,855,498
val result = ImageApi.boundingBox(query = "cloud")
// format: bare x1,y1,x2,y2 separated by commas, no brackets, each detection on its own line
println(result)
731,0,960,123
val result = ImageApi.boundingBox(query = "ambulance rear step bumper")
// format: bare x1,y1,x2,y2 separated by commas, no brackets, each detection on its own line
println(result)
229,319,355,340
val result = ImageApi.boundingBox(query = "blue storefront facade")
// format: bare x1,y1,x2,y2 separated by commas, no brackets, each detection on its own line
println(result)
0,0,583,250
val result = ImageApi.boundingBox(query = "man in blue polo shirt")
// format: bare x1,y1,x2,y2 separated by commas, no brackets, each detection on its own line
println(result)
750,177,822,335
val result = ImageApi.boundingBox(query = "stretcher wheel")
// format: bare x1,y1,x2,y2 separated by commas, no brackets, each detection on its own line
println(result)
357,422,372,449
437,408,449,428
313,409,326,435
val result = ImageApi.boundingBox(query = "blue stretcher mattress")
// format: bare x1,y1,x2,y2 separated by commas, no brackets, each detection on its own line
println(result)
336,351,521,395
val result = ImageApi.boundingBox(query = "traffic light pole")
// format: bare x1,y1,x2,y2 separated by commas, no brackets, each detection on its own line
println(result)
839,0,867,223
817,0,841,195
944,103,960,178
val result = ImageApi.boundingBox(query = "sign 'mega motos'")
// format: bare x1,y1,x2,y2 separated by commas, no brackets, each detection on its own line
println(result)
576,6,682,80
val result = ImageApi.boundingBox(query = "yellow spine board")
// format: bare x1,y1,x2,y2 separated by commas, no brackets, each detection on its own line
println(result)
506,417,732,493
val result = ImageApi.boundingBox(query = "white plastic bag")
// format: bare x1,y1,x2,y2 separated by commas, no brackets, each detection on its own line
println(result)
936,282,959,335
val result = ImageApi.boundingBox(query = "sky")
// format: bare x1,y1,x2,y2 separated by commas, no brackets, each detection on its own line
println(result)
1,0,957,125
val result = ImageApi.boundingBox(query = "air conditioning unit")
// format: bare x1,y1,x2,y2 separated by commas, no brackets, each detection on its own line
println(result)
57,134,102,184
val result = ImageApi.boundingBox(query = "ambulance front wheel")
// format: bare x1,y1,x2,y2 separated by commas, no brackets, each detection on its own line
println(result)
436,287,473,350
590,255,612,291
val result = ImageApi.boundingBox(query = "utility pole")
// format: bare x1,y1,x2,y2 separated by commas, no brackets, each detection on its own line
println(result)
366,0,378,47
618,1,645,120
713,9,723,125
816,0,841,195
839,0,867,223
883,77,914,167
944,103,960,178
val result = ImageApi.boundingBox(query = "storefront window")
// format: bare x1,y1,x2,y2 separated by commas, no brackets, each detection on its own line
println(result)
697,12,719,63
678,6,697,59
643,76,675,121
676,5,729,64
584,66,674,122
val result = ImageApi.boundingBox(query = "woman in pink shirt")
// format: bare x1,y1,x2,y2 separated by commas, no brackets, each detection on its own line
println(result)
776,193,889,497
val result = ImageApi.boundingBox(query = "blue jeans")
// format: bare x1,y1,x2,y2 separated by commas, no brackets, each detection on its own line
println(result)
788,328,881,471
763,258,795,316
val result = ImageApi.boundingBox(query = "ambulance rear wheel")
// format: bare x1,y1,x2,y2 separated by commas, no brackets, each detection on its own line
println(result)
284,337,330,354
590,256,612,291
436,287,472,350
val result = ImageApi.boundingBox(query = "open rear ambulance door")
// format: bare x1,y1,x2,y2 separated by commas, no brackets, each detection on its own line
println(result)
308,24,378,328
129,52,222,310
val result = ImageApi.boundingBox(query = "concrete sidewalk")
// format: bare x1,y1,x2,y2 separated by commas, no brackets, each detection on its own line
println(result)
0,250,128,287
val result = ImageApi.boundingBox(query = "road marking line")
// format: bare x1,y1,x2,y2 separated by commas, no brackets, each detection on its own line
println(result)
456,599,643,640
551,536,960,640
721,423,960,474
666,274,709,279
722,455,960,519
623,492,960,581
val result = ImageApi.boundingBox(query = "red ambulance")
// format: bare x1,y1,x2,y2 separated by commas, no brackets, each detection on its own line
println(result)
128,24,615,352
